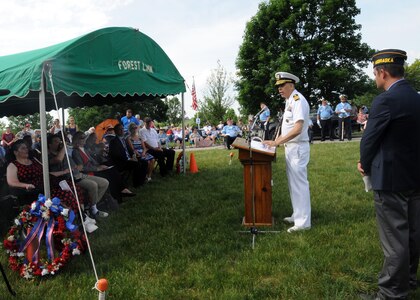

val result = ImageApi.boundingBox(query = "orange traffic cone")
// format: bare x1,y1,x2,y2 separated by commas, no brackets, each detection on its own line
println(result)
189,152,199,173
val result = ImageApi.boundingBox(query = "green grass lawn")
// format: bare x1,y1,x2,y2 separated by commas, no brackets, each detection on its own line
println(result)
1,142,419,299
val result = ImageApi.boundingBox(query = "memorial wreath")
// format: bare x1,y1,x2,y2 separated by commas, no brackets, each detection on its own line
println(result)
3,195,85,279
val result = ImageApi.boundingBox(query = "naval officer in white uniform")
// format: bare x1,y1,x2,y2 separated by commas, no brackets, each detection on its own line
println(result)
263,71,311,233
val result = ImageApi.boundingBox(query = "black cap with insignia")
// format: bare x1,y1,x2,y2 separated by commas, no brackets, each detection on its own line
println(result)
372,49,407,67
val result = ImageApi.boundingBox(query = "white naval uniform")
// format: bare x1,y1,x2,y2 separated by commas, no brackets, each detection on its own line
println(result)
281,89,311,228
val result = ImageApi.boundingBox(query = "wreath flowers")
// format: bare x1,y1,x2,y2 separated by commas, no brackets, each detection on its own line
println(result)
3,195,85,279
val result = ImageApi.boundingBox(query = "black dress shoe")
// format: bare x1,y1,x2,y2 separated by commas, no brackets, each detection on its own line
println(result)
410,279,420,290
121,192,136,197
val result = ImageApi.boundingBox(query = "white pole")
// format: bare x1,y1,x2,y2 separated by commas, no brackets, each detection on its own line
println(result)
181,92,186,174
40,64,51,198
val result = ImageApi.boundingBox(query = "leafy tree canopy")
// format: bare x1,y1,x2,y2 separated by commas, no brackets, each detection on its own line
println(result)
68,98,169,131
197,61,235,126
352,59,420,110
164,96,183,126
7,113,53,134
236,0,374,114
405,59,420,91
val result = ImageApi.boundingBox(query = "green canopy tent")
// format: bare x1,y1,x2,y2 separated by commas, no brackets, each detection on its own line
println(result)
0,27,187,196
0,26,185,116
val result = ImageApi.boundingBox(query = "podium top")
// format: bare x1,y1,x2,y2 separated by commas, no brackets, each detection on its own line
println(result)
232,137,276,157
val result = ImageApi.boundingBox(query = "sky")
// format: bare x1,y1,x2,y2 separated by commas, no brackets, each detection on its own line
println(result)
0,0,419,119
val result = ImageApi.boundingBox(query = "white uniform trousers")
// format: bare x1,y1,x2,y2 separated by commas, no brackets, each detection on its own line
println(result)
284,141,311,228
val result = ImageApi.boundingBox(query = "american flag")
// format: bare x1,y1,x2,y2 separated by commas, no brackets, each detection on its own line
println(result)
191,79,198,111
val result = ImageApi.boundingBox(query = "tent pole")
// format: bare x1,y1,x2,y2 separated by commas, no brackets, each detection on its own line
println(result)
181,92,186,174
40,64,51,198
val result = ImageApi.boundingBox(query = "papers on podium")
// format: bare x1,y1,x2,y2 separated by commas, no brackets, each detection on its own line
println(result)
232,137,276,156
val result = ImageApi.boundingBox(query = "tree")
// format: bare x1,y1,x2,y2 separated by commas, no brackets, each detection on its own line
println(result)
68,98,169,131
350,59,420,111
236,0,374,114
0,120,6,133
7,113,53,133
405,59,420,91
199,61,235,125
164,96,183,125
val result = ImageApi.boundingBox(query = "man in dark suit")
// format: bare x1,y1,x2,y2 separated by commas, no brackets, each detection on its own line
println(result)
358,49,420,299
108,123,147,187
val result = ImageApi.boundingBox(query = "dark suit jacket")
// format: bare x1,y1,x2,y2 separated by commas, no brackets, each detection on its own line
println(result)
360,79,420,191
108,136,134,171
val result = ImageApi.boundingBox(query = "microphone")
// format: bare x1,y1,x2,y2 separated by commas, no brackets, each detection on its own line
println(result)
0,89,10,96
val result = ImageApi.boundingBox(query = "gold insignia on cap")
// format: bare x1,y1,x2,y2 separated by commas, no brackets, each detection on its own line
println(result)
275,79,293,85
372,49,407,67
374,58,394,65
293,94,300,101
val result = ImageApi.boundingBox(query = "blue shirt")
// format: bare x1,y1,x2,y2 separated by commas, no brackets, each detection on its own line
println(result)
121,116,140,131
335,102,352,118
259,108,270,122
221,125,240,137
317,105,334,120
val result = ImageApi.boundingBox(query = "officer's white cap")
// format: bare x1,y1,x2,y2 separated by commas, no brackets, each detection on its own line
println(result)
275,72,300,86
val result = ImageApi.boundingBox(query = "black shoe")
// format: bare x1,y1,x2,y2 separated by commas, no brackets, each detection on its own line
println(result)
410,279,420,290
121,192,136,197
104,194,119,211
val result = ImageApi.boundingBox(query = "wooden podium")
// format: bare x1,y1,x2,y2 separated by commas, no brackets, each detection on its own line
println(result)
232,138,276,226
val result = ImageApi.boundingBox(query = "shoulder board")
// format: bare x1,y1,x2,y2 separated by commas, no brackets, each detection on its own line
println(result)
293,94,300,101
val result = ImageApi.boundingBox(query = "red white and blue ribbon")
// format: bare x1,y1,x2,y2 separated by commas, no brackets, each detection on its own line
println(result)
18,195,77,263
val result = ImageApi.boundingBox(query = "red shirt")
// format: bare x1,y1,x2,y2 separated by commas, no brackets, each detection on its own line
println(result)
2,132,15,145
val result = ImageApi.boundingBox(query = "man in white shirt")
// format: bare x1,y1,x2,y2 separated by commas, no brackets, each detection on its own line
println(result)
263,71,311,233
139,117,175,176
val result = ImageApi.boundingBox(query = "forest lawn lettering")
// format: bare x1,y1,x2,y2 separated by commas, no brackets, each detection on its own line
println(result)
118,60,153,73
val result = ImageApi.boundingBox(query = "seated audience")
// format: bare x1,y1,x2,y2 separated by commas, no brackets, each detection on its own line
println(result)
217,121,225,130
47,134,108,218
66,115,79,140
22,135,40,161
126,123,155,182
158,128,169,147
102,126,115,157
50,118,63,134
18,123,34,142
166,126,174,143
221,118,240,150
121,108,139,133
202,123,212,136
6,140,84,212
72,131,135,203
108,123,147,187
173,127,183,149
140,117,175,177
1,126,15,154
357,107,368,131
84,132,99,160
189,128,214,148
